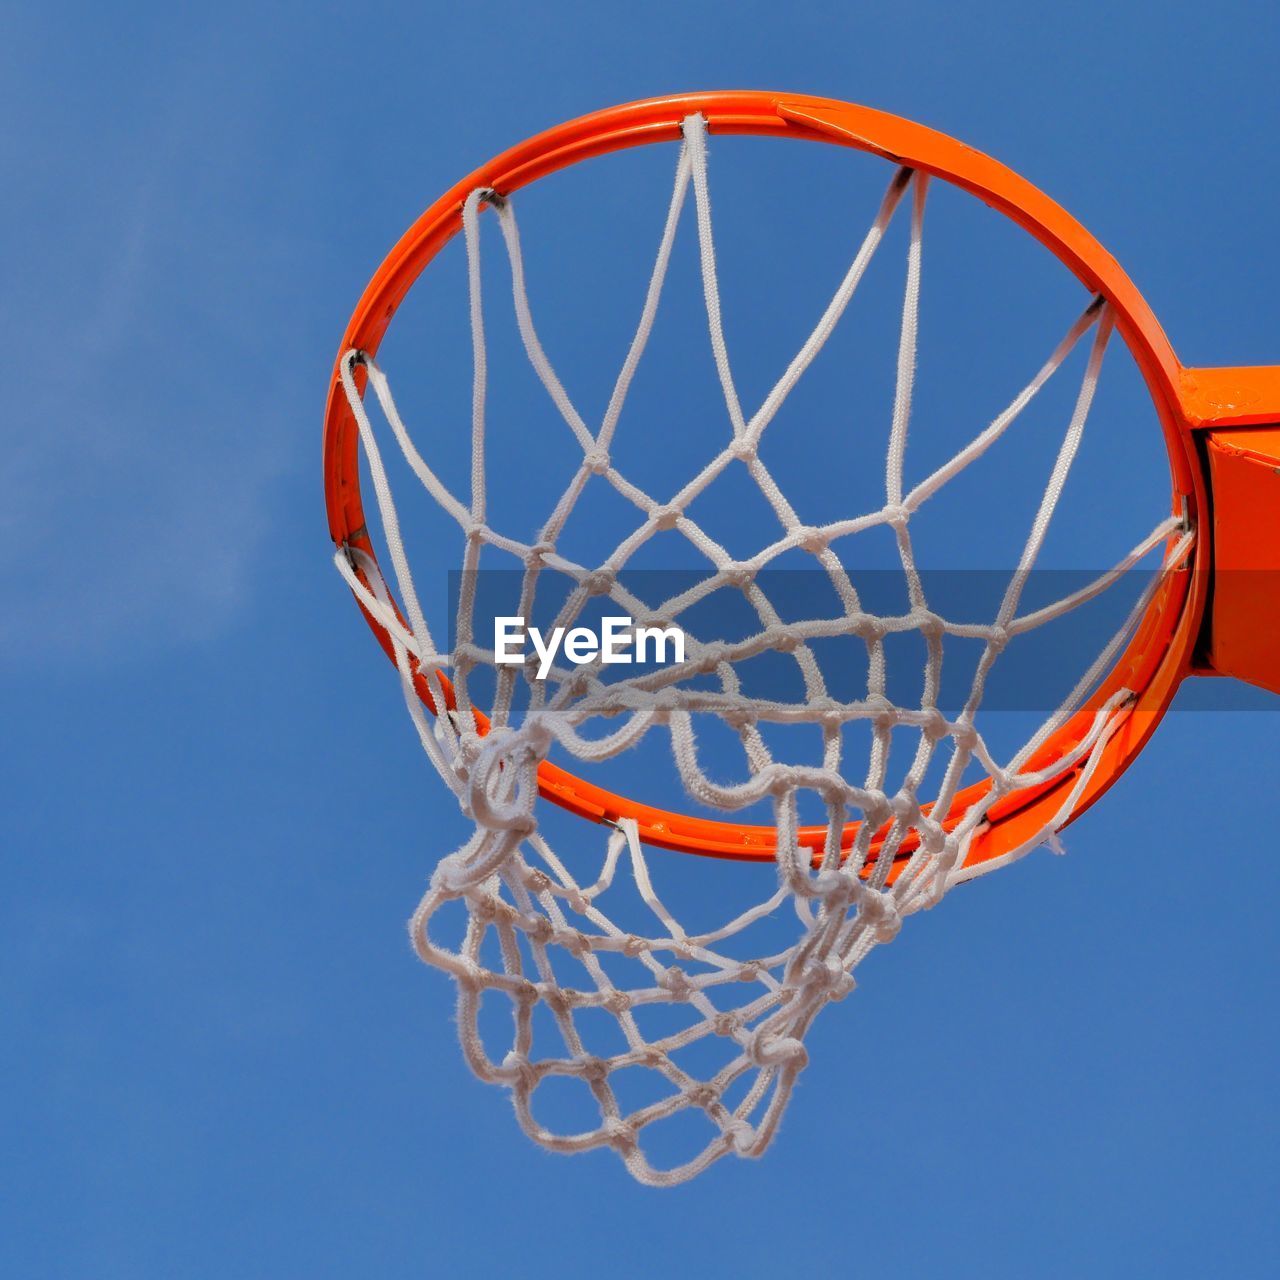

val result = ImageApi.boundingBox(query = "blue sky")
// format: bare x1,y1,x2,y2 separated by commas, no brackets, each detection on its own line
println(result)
5,1,1280,1275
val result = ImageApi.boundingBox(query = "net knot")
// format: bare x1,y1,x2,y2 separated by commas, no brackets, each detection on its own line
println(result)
815,868,858,906
722,561,755,589
451,642,485,671
862,790,892,828
856,888,902,942
817,776,849,807
917,817,947,855
652,688,681,717
912,609,945,641
888,789,918,823
542,984,576,1015
583,568,615,596
684,1082,720,1109
471,892,503,923
882,502,910,531
795,525,829,554
920,706,950,741
767,765,803,798
520,868,553,895
575,1054,610,1083
526,915,555,945
866,694,897,731
520,715,557,756
812,697,846,732
651,503,681,531
582,447,611,476
857,614,888,644
799,955,856,1001
951,718,979,752
711,1012,741,1038
729,437,757,463
658,965,693,997
428,861,462,898
726,1119,757,1155
696,642,728,674
553,929,589,958
603,1117,637,1151
602,989,633,1015
987,623,1011,653
773,626,803,654
744,1031,808,1070
500,1050,537,1090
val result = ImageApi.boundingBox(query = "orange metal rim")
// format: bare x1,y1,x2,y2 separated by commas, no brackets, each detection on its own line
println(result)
324,91,1210,877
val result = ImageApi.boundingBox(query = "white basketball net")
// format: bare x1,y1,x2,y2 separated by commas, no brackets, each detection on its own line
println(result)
334,114,1193,1185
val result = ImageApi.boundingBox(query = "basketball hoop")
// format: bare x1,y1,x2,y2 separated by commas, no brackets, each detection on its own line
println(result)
323,93,1280,1184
